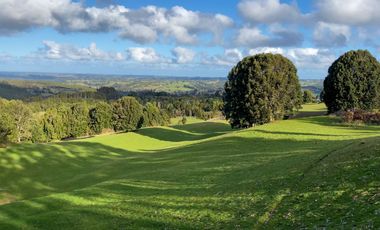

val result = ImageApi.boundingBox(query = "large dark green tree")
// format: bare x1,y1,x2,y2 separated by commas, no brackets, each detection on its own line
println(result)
323,50,380,113
112,96,143,131
223,53,302,128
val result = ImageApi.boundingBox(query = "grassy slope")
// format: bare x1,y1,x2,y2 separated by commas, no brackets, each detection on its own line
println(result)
0,105,379,229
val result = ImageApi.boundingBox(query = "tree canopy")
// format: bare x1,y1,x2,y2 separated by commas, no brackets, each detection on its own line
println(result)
223,53,302,128
323,50,380,113
112,96,143,131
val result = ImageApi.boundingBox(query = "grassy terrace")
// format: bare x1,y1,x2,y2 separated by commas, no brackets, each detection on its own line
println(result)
0,104,379,229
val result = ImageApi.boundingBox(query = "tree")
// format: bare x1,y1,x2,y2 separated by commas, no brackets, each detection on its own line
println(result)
6,100,32,142
67,103,89,138
223,53,302,128
0,100,12,145
112,96,143,131
89,101,113,134
142,102,169,127
303,90,316,103
323,50,380,113
31,113,47,143
43,107,67,141
97,87,120,100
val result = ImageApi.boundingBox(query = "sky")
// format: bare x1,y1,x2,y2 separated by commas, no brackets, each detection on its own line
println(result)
0,0,379,79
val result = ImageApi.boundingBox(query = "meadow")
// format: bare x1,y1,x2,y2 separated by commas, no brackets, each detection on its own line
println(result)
0,104,379,229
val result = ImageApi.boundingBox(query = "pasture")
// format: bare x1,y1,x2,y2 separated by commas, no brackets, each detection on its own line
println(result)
0,104,379,229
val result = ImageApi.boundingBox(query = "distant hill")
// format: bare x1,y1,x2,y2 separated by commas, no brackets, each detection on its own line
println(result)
0,72,324,98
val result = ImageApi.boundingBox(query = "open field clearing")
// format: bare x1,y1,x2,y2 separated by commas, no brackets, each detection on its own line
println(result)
0,105,379,229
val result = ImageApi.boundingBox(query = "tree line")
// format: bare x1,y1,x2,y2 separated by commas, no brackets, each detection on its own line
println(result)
0,91,223,145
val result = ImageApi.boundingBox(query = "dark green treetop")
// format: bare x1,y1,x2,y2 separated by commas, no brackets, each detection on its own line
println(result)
223,53,302,128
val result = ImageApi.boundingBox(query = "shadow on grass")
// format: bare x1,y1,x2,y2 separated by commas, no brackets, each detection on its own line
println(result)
0,129,379,228
137,122,232,142
254,129,341,137
304,116,380,132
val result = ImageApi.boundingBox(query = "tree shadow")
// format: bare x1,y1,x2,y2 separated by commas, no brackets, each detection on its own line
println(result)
304,116,380,133
0,131,379,228
137,122,232,142
254,129,341,137
171,122,231,134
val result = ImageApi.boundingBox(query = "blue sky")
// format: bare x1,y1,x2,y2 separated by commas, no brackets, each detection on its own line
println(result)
0,0,379,78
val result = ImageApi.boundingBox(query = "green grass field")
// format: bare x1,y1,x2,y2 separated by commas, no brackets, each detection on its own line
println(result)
0,104,379,229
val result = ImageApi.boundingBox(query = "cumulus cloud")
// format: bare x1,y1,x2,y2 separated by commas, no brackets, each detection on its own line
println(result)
248,47,284,55
248,47,335,69
313,22,351,47
126,47,168,63
317,0,380,26
236,27,303,47
40,40,125,61
202,49,243,66
238,0,308,24
0,0,233,45
171,47,196,64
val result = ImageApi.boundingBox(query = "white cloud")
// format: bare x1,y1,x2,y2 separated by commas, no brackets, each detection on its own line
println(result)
248,47,284,55
238,0,307,24
313,22,351,47
126,47,166,63
317,0,380,26
0,1,233,45
246,47,335,69
171,47,196,64
235,26,303,47
40,40,124,61
202,48,243,66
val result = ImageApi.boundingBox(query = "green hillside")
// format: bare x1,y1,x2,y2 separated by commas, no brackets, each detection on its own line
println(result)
0,104,379,229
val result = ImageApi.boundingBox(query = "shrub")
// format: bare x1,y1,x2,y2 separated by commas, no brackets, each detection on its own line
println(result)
341,110,380,125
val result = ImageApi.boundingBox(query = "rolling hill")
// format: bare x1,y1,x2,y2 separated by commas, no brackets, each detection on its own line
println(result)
0,104,379,229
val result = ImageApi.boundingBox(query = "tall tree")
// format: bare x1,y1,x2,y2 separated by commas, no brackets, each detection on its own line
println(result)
89,101,113,134
67,103,89,138
223,53,302,128
323,50,380,113
6,100,32,142
303,90,316,103
112,96,143,131
142,102,169,127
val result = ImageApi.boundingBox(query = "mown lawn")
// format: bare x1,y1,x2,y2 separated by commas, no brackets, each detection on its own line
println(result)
0,104,379,229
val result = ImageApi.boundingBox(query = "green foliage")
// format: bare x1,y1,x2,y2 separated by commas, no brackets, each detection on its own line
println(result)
5,100,32,142
181,116,187,125
89,102,113,134
142,102,169,127
224,53,302,128
323,50,380,113
96,87,120,100
67,103,89,138
30,113,48,143
0,101,12,144
43,107,67,141
302,90,316,103
112,96,143,131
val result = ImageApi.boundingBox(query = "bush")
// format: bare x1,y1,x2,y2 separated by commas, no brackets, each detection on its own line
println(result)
341,110,380,125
